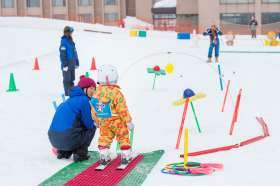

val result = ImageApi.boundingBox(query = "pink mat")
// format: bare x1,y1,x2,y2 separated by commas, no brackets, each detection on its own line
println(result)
65,155,144,186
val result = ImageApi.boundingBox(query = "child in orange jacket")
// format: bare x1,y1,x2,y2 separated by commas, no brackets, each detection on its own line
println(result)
90,65,134,165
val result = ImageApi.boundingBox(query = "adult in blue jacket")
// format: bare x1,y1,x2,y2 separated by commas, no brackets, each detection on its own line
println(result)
203,25,223,63
60,26,79,96
48,76,97,162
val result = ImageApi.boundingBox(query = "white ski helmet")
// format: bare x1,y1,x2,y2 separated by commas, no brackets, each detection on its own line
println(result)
97,64,119,85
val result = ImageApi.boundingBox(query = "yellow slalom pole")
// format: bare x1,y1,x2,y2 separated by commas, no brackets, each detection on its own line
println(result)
184,128,189,169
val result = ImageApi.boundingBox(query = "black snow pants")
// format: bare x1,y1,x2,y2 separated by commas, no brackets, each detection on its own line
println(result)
63,69,75,96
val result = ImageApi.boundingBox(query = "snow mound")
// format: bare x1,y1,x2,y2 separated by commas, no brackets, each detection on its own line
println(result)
153,0,176,8
124,16,153,30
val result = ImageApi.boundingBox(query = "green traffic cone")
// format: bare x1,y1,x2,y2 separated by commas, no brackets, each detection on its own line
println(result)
85,72,90,78
7,73,18,92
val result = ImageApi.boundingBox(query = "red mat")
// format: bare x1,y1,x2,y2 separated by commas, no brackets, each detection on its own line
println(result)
64,155,144,186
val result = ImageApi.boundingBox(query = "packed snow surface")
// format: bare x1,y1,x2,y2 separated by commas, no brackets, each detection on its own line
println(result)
0,17,279,186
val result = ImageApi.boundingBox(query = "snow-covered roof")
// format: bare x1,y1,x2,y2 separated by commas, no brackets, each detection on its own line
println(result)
153,0,176,8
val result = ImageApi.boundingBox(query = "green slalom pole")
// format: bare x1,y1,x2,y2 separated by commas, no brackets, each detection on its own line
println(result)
190,102,202,133
152,74,157,90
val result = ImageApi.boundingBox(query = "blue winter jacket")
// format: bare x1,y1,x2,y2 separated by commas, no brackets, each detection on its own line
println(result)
48,86,96,150
203,27,223,44
49,86,95,132
59,35,79,70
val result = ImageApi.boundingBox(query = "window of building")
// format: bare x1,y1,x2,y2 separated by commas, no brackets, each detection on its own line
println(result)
1,0,14,8
79,14,93,23
262,0,280,3
53,14,66,20
262,12,280,24
104,13,119,21
104,0,118,6
52,0,66,7
153,14,176,19
153,14,176,30
177,14,198,25
26,0,40,7
220,0,255,4
176,14,198,32
78,0,92,6
220,13,254,25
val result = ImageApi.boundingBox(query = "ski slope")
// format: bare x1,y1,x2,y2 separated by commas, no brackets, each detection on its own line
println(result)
0,17,279,186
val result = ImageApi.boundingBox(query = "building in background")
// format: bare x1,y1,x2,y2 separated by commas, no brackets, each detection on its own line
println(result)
134,0,280,34
126,0,135,16
1,0,280,34
0,0,126,25
152,0,176,30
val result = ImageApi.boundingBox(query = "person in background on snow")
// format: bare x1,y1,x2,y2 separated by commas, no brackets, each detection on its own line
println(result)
90,65,135,165
203,24,223,63
60,26,79,96
249,16,258,39
48,76,97,162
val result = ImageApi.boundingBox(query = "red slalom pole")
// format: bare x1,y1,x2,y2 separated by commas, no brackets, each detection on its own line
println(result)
176,97,190,149
229,89,242,135
256,117,270,137
240,135,265,147
221,80,231,112
180,144,239,157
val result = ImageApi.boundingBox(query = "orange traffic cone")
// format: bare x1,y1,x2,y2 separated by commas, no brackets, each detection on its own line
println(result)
33,57,40,70
90,57,97,70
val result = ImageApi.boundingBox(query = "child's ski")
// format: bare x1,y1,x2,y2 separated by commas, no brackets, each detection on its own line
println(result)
116,153,140,170
95,156,119,171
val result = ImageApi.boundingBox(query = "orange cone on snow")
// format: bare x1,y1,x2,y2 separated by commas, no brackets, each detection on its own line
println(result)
33,57,40,70
90,57,97,70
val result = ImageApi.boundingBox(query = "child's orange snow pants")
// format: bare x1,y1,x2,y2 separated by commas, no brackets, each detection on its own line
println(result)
98,117,131,150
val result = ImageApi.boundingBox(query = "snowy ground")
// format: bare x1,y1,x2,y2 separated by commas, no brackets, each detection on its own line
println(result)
0,17,279,186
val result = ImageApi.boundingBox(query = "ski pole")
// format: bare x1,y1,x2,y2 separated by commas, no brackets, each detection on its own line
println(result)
130,128,134,152
116,142,120,154
61,94,66,102
52,101,58,111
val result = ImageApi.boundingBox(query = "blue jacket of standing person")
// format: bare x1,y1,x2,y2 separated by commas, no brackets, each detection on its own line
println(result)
48,86,96,150
59,35,79,70
203,27,223,45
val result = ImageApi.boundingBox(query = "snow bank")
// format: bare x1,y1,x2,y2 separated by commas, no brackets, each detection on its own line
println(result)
124,16,153,30
153,0,176,8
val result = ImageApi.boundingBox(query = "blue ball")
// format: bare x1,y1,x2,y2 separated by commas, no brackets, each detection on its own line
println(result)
183,89,195,98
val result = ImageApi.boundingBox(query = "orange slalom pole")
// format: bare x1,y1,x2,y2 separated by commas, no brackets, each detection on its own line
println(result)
221,80,231,112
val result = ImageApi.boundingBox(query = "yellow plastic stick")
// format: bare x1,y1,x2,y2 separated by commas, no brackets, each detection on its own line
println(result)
184,128,189,169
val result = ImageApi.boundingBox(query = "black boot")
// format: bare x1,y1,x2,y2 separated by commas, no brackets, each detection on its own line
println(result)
57,150,72,159
73,148,90,162
73,154,90,162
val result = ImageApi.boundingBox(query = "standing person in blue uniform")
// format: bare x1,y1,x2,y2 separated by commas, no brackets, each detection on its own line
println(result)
60,26,79,96
203,24,223,63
